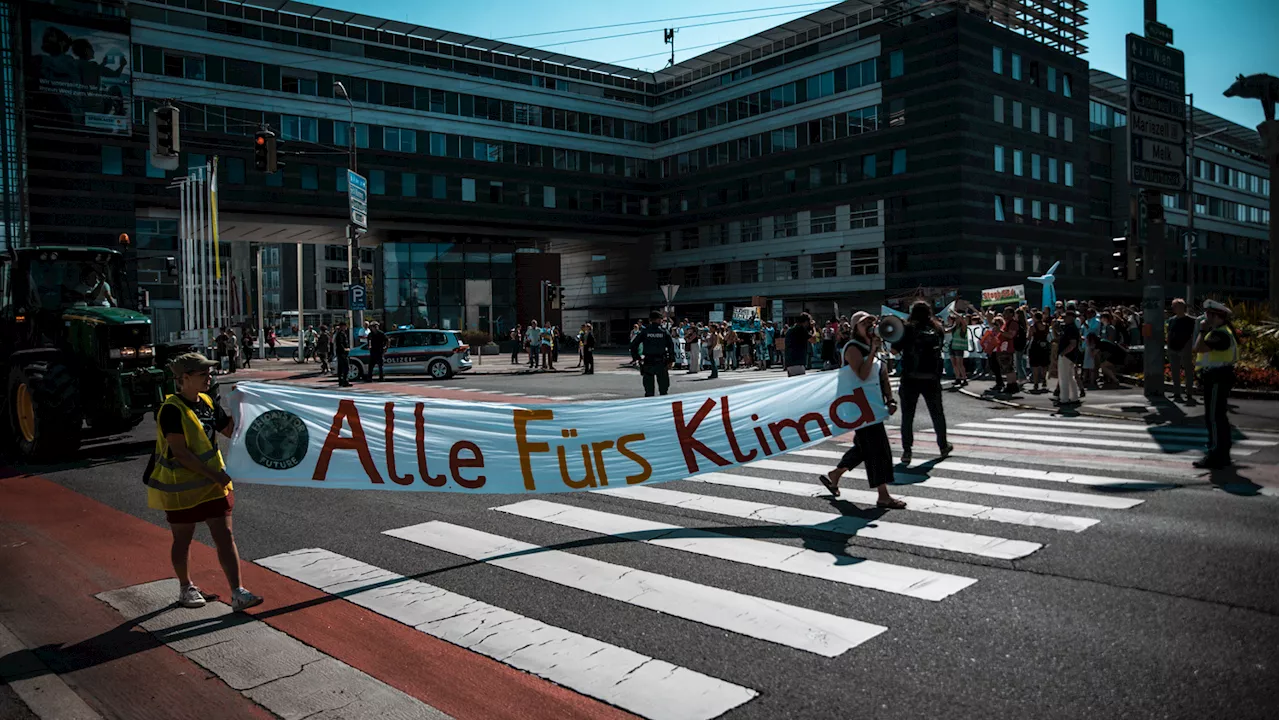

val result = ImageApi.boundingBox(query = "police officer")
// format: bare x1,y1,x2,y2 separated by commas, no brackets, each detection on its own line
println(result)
365,321,388,382
630,310,676,396
1193,300,1238,469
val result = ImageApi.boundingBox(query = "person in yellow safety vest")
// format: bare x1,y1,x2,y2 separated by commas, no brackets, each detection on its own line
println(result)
1192,300,1239,470
149,352,263,611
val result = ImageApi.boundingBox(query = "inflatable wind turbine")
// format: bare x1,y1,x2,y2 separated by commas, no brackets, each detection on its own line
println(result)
1027,261,1060,310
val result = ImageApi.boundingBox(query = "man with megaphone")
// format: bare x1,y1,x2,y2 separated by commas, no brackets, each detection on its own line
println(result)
885,301,953,465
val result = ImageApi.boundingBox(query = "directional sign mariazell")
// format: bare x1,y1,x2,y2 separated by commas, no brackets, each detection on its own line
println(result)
1126,33,1186,193
348,170,368,231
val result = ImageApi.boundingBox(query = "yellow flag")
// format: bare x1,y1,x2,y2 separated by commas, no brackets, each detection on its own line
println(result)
210,156,221,280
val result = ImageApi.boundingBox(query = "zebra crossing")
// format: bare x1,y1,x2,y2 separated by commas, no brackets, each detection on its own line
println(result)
254,411,1276,720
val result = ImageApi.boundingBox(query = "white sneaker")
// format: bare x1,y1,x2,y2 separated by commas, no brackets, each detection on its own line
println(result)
230,588,263,612
178,584,206,608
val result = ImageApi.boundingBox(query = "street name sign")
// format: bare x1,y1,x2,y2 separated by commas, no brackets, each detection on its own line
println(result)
1126,33,1186,193
348,170,368,231
1145,19,1173,46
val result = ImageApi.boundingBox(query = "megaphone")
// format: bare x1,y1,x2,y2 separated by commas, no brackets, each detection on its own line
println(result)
877,316,905,343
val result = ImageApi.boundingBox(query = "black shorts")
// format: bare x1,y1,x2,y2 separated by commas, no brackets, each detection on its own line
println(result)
166,491,234,524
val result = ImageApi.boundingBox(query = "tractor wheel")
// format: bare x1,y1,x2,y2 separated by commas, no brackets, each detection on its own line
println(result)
8,362,83,460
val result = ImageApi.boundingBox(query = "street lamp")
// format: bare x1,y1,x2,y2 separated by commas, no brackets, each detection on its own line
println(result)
333,80,362,344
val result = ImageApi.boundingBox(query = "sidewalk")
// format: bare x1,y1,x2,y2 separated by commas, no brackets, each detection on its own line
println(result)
956,377,1277,427
223,351,634,382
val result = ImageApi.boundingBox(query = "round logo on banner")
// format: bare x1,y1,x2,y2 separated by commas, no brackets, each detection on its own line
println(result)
245,410,310,470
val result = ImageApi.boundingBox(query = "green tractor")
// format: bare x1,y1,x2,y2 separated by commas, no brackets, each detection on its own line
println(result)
0,245,170,459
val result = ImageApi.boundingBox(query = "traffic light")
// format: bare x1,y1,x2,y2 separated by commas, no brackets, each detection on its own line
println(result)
150,104,180,157
165,256,178,277
254,130,282,173
1111,236,1128,279
136,287,150,311
558,286,566,309
545,282,558,309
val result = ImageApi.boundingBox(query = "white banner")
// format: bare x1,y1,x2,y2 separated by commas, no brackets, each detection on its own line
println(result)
226,371,888,493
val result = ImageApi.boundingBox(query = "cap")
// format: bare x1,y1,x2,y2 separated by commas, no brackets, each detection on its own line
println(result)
1202,299,1233,317
169,352,218,375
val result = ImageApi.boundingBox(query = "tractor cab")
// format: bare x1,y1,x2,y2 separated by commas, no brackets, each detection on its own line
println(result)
1,245,168,459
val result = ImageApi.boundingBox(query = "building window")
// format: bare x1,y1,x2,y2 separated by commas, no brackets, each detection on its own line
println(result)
334,121,369,148
300,165,317,190
325,290,347,310
770,127,797,152
1065,206,1075,224
772,257,799,281
847,105,879,134
995,247,1006,270
995,195,1006,222
370,169,386,195
1048,66,1057,93
1048,112,1058,138
474,140,503,162
543,186,556,208
1014,197,1025,220
992,46,1003,73
862,153,876,178
1049,158,1058,183
810,210,837,234
773,213,798,238
1031,107,1042,133
401,172,416,197
1049,203,1059,221
740,218,762,242
1031,154,1042,180
1065,161,1074,187
385,127,416,153
1014,247,1025,271
994,145,1005,173
888,98,905,127
740,260,761,283
1063,73,1073,97
461,178,476,202
1064,117,1073,142
1012,101,1023,128
684,266,702,287
1013,150,1024,176
889,50,904,78
681,229,700,250
851,249,879,275
811,253,838,279
102,146,123,175
324,267,349,284
993,95,1004,123
281,115,318,143
892,149,907,175
710,263,728,285
429,132,447,156
708,224,730,245
226,158,245,184
281,71,317,95
591,274,608,294
1032,200,1042,220
850,202,879,228
1011,53,1022,80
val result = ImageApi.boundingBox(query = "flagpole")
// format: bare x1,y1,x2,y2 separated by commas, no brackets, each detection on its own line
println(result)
197,169,207,337
182,177,192,333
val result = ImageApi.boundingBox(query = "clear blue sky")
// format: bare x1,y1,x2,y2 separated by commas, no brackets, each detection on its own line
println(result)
306,0,1278,127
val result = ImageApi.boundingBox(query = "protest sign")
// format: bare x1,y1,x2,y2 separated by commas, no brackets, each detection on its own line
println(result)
981,284,1026,307
226,371,888,493
730,306,762,333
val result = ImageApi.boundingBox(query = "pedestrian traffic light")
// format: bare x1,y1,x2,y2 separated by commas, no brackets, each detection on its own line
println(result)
557,286,566,310
150,104,180,157
545,282,558,310
254,130,282,173
1111,236,1128,279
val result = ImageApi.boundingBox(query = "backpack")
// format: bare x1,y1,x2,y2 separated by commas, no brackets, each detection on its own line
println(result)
902,326,943,376
980,328,1001,354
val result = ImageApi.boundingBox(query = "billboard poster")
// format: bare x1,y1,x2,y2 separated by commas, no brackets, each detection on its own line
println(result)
730,306,762,333
28,21,131,135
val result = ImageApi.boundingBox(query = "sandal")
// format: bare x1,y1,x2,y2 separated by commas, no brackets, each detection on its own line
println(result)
817,473,841,498
876,498,907,509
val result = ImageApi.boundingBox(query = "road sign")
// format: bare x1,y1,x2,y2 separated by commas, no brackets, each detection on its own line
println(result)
1126,33,1185,193
347,283,366,311
347,170,368,231
1145,19,1173,46
1127,62,1184,98
1132,163,1185,192
1129,110,1185,144
1132,136,1186,168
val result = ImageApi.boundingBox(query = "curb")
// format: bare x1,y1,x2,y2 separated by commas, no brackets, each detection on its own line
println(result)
1116,374,1278,401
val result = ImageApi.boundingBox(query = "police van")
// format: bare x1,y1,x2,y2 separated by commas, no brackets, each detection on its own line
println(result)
345,329,473,381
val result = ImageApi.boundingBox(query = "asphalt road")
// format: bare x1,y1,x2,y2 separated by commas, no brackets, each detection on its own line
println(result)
4,362,1277,720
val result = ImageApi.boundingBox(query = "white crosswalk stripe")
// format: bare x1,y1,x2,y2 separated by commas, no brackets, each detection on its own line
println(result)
251,409,1275,717
258,548,757,720
685,472,1102,531
492,500,977,600
592,486,1043,559
383,521,887,657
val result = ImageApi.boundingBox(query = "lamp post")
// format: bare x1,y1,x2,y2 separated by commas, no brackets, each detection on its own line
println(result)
333,80,361,346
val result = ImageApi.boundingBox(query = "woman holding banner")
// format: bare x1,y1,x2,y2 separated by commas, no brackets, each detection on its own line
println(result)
815,311,905,508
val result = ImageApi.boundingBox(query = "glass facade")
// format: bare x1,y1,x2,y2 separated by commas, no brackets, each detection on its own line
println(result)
383,242,517,333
